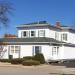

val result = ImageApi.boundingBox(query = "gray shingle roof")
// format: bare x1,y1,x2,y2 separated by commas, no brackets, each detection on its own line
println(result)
0,37,75,47
16,23,61,31
64,43,75,47
0,37,63,45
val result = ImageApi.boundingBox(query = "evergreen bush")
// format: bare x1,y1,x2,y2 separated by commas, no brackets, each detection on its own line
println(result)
22,60,40,66
34,53,45,64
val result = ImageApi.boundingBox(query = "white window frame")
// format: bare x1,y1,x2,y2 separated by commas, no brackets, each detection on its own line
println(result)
33,46,41,55
22,31,28,38
52,46,59,56
10,45,20,54
55,32,59,40
39,30,45,37
61,33,67,41
10,46,14,53
15,46,20,53
30,31,35,37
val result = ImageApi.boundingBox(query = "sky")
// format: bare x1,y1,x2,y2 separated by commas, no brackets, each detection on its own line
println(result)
0,0,75,36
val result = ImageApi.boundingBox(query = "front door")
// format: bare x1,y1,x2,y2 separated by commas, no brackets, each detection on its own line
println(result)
34,46,41,55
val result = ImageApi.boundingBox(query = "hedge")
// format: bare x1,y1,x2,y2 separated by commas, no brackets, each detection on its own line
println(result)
34,53,45,64
10,58,24,64
22,60,40,66
23,56,34,60
0,59,10,63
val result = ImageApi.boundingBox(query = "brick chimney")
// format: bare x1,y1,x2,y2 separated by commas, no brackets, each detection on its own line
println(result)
4,34,17,38
55,21,61,28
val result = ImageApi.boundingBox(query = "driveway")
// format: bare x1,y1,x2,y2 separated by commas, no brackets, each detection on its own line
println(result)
0,63,75,75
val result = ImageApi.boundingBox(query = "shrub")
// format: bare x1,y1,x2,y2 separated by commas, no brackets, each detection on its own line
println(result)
11,58,24,64
22,60,40,66
34,53,45,64
23,56,34,60
0,59,10,63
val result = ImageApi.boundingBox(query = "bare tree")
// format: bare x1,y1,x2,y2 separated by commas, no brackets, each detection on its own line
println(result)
0,1,14,57
0,1,13,27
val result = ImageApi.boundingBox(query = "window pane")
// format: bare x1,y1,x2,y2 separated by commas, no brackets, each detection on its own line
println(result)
52,47,57,55
31,31,35,36
15,46,19,50
55,32,59,40
11,46,14,53
52,47,59,56
10,46,20,53
57,47,59,55
15,46,20,53
39,30,45,37
15,50,19,53
23,31,26,36
62,33,67,41
35,46,41,54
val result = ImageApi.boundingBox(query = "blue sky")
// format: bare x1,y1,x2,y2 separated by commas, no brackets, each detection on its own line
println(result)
0,0,75,35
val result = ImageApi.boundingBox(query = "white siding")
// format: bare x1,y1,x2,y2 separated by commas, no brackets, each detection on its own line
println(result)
41,45,52,61
58,31,69,42
68,32,75,44
18,28,57,39
20,45,52,61
64,46,75,59
50,46,64,60
1,45,75,61
58,31,75,44
20,45,32,58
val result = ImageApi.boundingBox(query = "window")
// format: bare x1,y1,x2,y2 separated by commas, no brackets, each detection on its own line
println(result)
11,46,14,53
62,33,67,41
23,31,26,36
15,46,20,53
31,31,35,37
34,46,41,55
52,47,59,56
23,31,28,37
39,30,45,37
55,32,59,40
10,46,20,53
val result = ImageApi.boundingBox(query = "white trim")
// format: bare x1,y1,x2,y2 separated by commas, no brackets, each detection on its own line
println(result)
16,24,49,28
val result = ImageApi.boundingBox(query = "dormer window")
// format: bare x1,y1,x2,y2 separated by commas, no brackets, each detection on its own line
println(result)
23,31,26,36
61,33,67,41
31,31,35,37
39,30,45,37
22,31,28,37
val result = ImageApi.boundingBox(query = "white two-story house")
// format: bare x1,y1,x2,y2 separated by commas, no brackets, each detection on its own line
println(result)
0,21,75,62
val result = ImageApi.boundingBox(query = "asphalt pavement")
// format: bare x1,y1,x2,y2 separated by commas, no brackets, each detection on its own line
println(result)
0,63,75,75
